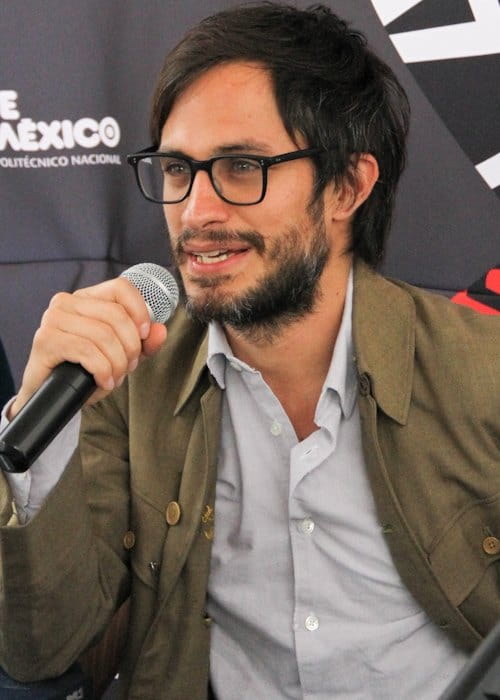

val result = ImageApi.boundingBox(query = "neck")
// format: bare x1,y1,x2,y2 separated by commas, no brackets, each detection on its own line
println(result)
224,254,352,390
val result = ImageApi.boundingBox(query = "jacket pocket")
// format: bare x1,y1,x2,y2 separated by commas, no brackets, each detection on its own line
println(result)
428,492,500,635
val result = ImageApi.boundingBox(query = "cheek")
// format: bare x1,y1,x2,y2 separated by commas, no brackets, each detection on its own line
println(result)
163,207,187,255
265,173,315,222
163,204,182,233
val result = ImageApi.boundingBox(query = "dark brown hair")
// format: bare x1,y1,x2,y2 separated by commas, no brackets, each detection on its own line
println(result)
150,2,410,267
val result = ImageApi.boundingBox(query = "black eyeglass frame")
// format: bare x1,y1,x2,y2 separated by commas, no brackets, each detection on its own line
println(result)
126,146,323,205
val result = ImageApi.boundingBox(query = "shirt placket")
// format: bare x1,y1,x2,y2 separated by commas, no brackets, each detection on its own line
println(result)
289,396,341,696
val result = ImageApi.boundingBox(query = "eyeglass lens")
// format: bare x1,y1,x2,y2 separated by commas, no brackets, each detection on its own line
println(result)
137,155,264,204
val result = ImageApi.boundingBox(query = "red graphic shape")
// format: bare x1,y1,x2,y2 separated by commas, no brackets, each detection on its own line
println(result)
485,269,500,294
452,290,500,315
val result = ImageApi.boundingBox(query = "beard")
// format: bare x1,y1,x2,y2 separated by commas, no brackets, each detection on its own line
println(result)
172,207,331,340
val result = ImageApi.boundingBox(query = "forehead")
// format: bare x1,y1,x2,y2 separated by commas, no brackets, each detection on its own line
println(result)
160,61,296,153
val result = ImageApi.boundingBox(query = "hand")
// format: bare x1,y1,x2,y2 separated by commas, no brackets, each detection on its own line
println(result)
9,277,167,419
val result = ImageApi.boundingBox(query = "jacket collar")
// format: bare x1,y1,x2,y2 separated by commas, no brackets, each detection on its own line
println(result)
352,259,415,425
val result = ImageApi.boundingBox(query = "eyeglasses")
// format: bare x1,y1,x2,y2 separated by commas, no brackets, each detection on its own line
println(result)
126,146,322,205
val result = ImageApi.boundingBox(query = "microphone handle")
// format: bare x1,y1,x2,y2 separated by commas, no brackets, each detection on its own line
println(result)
0,362,95,473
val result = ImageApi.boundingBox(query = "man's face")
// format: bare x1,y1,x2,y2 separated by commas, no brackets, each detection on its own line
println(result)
160,61,347,332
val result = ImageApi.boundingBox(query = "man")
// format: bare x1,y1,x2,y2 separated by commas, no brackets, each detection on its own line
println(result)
0,3,499,698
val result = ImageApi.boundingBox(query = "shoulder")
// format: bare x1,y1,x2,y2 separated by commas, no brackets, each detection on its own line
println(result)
390,276,500,350
355,259,500,346
353,260,500,409
385,276,500,413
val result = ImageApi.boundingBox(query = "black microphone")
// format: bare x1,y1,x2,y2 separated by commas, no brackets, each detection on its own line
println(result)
0,263,179,473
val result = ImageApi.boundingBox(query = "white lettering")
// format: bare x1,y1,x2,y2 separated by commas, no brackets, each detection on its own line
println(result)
0,122,20,150
37,120,65,150
0,90,20,120
70,153,121,166
99,116,120,147
0,119,123,152
0,154,69,168
18,118,39,151
0,91,123,167
61,119,75,148
73,117,100,148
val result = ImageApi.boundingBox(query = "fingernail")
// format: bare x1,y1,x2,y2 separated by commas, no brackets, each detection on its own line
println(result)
128,358,138,372
140,323,150,339
103,377,115,391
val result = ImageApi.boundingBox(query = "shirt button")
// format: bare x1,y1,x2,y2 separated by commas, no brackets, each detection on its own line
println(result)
305,615,319,631
298,518,315,535
270,420,282,436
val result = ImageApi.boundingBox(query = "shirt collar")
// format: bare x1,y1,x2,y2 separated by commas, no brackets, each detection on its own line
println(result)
206,322,249,389
206,268,357,418
319,266,357,419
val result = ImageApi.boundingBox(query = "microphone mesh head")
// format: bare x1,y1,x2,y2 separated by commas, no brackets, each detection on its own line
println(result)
121,263,179,323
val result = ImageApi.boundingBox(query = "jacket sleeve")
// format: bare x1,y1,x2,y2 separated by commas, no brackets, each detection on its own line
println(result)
0,388,132,682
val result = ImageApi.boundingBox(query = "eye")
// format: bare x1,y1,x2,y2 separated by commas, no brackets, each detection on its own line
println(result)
160,158,190,177
228,158,261,175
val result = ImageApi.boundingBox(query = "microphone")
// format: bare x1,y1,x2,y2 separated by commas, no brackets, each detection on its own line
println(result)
0,263,179,473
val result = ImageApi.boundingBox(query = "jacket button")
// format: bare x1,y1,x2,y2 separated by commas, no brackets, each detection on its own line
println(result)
483,536,500,555
203,614,212,627
166,501,181,526
359,373,371,396
123,531,136,550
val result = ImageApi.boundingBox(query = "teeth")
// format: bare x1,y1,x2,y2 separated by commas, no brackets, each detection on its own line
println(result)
193,250,232,264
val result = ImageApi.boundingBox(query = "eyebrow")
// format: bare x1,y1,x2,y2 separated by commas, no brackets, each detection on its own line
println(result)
158,140,273,157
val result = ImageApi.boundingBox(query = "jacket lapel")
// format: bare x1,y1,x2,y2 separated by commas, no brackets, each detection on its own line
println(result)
158,331,221,603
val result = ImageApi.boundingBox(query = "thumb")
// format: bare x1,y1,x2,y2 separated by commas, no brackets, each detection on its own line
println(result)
142,323,167,357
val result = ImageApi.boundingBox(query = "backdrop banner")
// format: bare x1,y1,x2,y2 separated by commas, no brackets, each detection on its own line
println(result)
1,0,499,384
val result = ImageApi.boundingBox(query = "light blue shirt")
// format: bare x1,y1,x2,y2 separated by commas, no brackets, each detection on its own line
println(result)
205,270,467,699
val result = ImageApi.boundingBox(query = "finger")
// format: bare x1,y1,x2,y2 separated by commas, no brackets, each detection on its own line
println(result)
11,325,119,418
41,308,134,381
32,324,120,392
47,291,144,362
74,278,152,339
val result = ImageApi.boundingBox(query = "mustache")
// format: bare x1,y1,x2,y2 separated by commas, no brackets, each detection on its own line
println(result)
175,228,266,256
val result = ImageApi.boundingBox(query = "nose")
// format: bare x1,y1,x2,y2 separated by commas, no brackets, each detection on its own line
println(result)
180,170,230,230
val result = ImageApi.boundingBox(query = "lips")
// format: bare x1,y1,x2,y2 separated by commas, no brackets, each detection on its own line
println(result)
177,230,264,276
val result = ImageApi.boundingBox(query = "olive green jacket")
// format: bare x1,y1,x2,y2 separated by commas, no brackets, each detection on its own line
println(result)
0,261,499,698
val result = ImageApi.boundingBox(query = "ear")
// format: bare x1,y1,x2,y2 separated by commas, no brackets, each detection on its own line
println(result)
329,153,379,221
